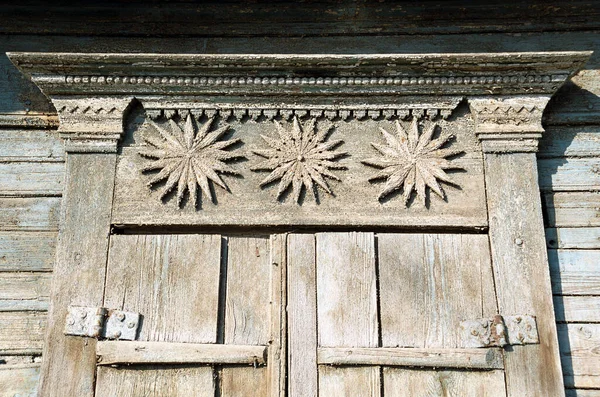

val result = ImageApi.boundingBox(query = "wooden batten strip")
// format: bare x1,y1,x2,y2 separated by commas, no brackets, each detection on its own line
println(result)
317,347,504,370
96,341,268,366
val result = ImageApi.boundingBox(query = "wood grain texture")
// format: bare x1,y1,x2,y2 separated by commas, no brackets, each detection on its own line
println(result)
0,312,45,353
559,324,600,389
268,234,286,397
0,272,50,311
544,192,600,228
383,368,507,397
0,232,56,271
484,152,564,396
547,228,600,250
221,236,270,397
38,153,115,397
0,129,63,161
539,158,600,192
287,234,317,397
0,364,40,397
97,234,222,397
549,250,600,295
0,162,63,196
0,197,60,231
316,232,380,396
554,296,600,323
539,126,600,158
566,390,600,397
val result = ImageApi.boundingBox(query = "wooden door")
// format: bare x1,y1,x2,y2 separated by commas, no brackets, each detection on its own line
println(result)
287,232,506,396
93,234,285,397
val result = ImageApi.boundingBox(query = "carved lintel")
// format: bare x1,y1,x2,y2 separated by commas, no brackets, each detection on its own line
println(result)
53,97,133,153
469,96,551,153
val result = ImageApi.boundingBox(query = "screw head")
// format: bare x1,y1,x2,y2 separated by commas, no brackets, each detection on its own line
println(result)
127,321,136,329
515,238,524,246
471,329,479,336
67,317,75,326
80,311,87,319
113,330,122,338
116,312,126,322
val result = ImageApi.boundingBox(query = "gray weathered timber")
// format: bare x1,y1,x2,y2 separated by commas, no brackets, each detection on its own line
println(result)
554,296,600,323
539,126,600,158
544,192,600,228
287,234,317,397
0,129,63,161
268,234,286,397
559,324,600,389
547,228,600,249
317,347,504,370
96,341,266,366
484,152,564,396
377,233,503,393
221,236,270,396
38,154,116,397
0,364,40,397
97,234,221,397
0,162,63,196
383,369,507,397
0,232,56,271
566,390,600,397
539,158,600,192
316,232,380,396
0,197,60,231
0,312,45,354
549,250,600,295
0,272,50,311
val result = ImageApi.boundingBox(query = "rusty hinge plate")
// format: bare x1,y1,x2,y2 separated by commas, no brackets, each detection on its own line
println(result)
65,306,140,341
460,315,539,348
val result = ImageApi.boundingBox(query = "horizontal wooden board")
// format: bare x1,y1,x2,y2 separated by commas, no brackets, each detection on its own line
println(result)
0,197,60,231
539,158,600,192
113,116,487,228
0,311,45,353
0,364,40,397
554,296,600,323
0,129,63,161
539,126,600,158
0,162,63,196
544,192,600,228
547,228,600,250
559,324,600,389
0,232,56,272
545,69,600,126
549,249,600,295
566,390,600,397
0,272,50,312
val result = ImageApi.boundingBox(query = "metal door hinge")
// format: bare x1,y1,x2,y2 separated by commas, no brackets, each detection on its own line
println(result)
460,315,539,348
64,306,140,341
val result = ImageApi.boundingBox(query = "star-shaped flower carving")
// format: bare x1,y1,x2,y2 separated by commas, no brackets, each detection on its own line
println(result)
251,117,346,203
139,114,241,207
362,119,462,206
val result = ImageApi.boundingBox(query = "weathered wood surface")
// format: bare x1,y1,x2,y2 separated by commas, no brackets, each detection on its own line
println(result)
484,152,564,396
0,232,55,271
559,324,600,389
268,234,286,397
539,158,600,192
96,341,267,366
97,234,222,397
547,228,600,249
0,364,40,397
287,234,317,397
544,192,600,228
0,312,45,354
39,154,115,397
0,129,63,161
317,347,504,370
113,115,487,229
383,369,508,397
0,197,60,231
221,236,271,397
549,250,600,295
0,272,50,311
316,232,380,396
566,390,600,397
539,126,600,158
554,296,600,323
0,162,63,196
378,233,503,393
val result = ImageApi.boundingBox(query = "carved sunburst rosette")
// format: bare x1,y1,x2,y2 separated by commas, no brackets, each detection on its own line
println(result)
363,118,463,206
139,114,241,207
251,116,347,203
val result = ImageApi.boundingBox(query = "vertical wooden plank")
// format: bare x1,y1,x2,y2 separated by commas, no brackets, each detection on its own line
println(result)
378,233,505,395
287,234,317,397
316,232,380,396
485,152,565,396
96,234,221,397
268,233,286,397
38,153,116,397
221,236,271,396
